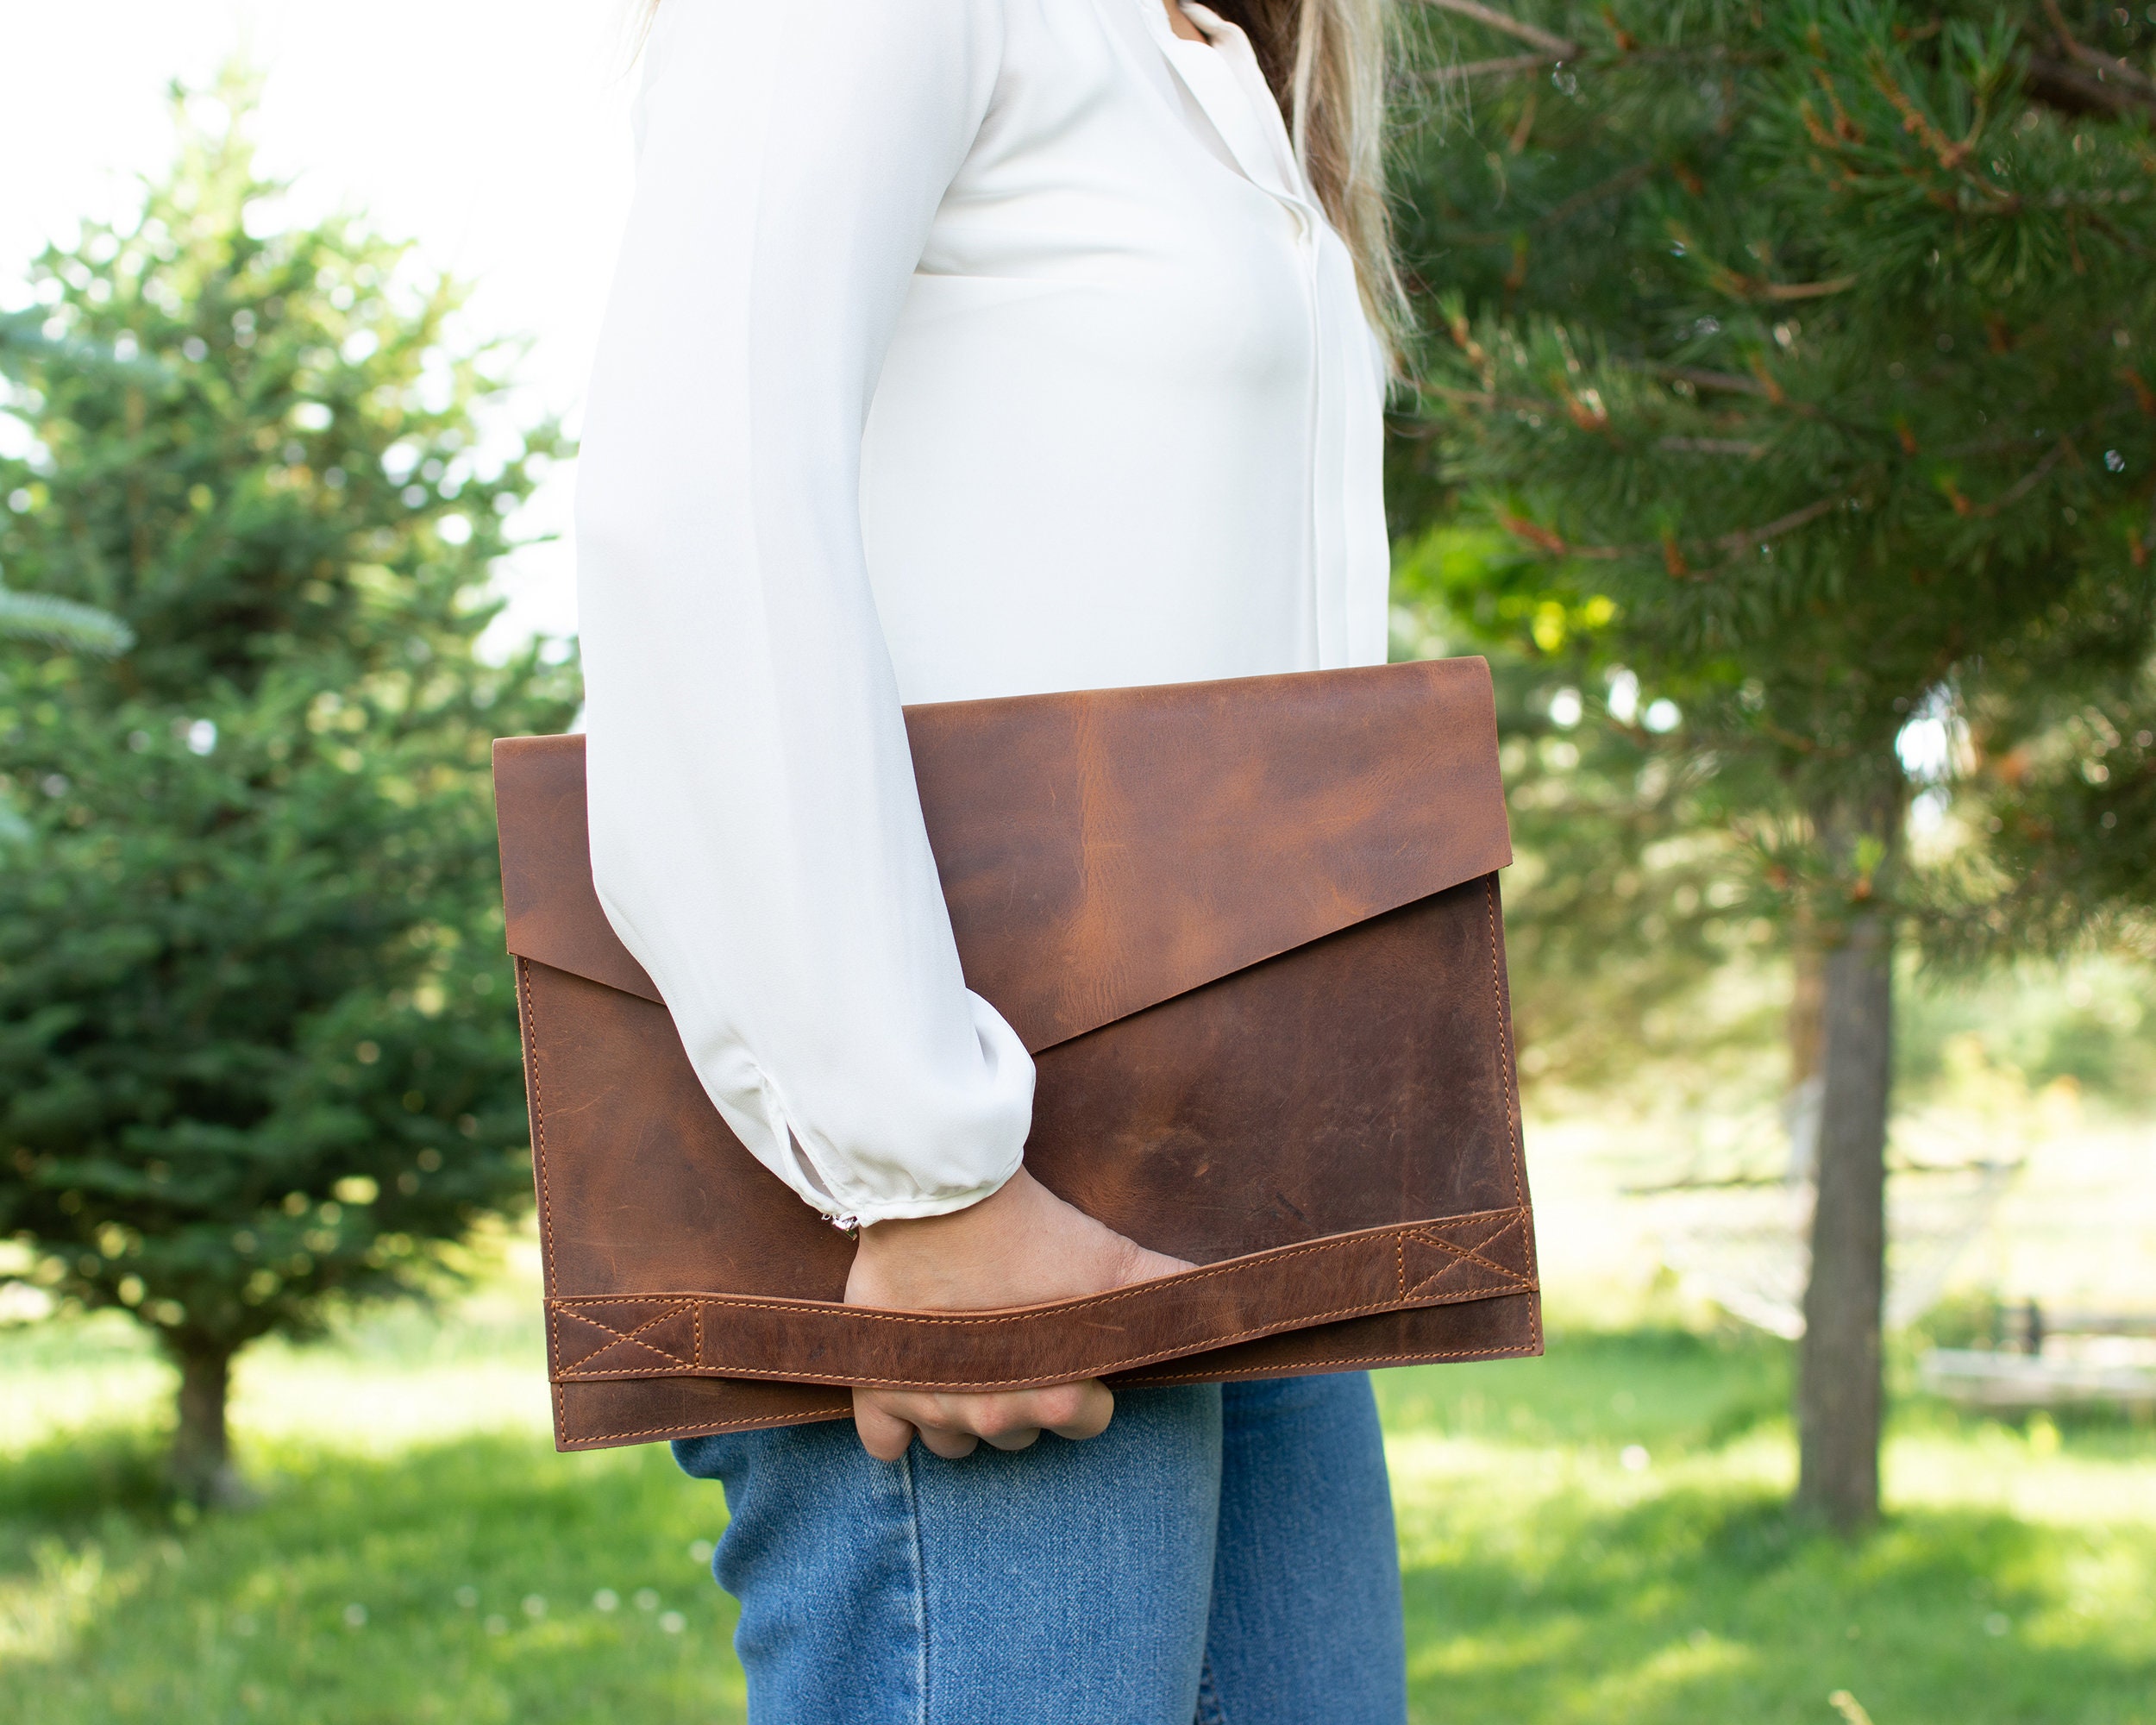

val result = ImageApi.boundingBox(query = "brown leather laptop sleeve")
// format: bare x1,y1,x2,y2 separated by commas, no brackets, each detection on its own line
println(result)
495,657,1539,1451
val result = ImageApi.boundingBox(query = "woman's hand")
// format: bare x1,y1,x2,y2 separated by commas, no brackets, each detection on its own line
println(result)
843,1167,1190,1461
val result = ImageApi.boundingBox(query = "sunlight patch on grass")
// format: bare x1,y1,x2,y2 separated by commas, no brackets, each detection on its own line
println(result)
1885,1424,2156,1528
229,1353,551,1453
0,1540,143,1669
0,1363,172,1453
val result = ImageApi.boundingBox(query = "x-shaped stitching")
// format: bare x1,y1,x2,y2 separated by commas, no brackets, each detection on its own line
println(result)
1402,1220,1530,1295
559,1302,698,1375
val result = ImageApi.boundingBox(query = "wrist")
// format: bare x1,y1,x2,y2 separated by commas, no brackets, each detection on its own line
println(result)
821,1165,1022,1238
853,1165,1031,1260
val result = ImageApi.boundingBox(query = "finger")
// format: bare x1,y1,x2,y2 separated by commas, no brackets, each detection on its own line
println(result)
933,1389,1050,1450
915,1423,981,1459
851,1389,918,1464
862,1384,1112,1457
1039,1381,1114,1442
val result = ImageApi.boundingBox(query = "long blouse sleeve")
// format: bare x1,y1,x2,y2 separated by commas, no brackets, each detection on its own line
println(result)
573,0,1033,1225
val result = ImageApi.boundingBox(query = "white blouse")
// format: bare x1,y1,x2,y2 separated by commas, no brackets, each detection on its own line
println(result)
575,0,1389,1226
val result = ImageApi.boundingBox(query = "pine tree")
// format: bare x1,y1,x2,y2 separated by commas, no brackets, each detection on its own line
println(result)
1390,0,2156,1528
0,75,578,1502
0,313,137,659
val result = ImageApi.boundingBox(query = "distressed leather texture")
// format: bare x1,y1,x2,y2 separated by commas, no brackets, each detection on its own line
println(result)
495,658,1541,1451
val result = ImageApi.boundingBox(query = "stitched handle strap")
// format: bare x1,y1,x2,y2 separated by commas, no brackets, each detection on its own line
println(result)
546,1206,1535,1393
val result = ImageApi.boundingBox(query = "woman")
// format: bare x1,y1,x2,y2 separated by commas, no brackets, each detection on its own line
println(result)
575,0,1407,1717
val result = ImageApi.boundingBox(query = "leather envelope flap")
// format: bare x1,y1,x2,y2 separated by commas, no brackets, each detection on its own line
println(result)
494,657,1511,1054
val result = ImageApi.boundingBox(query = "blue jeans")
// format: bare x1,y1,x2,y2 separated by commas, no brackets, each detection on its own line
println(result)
674,1372,1407,1725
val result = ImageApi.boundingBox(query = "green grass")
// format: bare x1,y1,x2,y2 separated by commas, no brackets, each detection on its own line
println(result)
0,1431,742,1724
1376,1333,2156,1725
3,1314,2151,1724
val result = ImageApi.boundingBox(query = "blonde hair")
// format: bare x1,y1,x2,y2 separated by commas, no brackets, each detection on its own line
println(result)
635,0,1401,336
1208,0,1403,342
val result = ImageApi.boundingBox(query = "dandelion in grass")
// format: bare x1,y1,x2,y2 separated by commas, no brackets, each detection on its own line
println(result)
454,1586,478,1609
1620,1445,1651,1472
522,1595,546,1619
634,1588,660,1612
593,1588,620,1613
342,1603,367,1629
659,1611,686,1634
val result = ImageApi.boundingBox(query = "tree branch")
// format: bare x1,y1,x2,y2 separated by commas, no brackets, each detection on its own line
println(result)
1420,382,1548,413
1659,436,1768,457
1708,493,1846,553
1759,275,1860,302
1458,159,1662,242
1417,0,1578,59
1945,438,2073,519
1495,492,1853,567
2025,54,2156,120
1418,52,1561,85
1649,364,1771,397
2041,0,2156,93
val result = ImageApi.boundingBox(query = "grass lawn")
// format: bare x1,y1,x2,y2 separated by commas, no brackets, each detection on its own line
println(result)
2,1306,2151,1724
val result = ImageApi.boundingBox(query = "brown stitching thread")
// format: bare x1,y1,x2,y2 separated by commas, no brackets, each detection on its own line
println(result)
1403,1252,1464,1296
1410,1214,1523,1266
546,1209,1539,1390
556,1302,700,1374
561,1302,697,1358
1394,1216,1532,1296
548,1210,1528,1327
1115,1337,1540,1383
558,1289,1413,1383
673,1289,1404,1386
1404,1220,1532,1287
1401,1249,1489,1299
567,1405,853,1445
1415,1210,1519,1248
1402,1252,1528,1300
555,1276,1539,1389
555,1307,659,1375
569,1327,1548,1444
551,1226,1404,1321
1483,876,1526,1214
518,958,557,1270
556,1225,1388,1320
1409,1220,1526,1279
1404,1250,1529,1294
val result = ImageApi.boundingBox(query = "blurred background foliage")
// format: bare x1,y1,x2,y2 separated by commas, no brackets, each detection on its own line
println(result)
1395,524,2156,1114
0,72,578,1501
1381,0,2156,1527
1387,0,2156,1087
1380,0,2156,1245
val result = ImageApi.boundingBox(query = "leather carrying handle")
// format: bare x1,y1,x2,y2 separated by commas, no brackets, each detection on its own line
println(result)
547,1206,1535,1394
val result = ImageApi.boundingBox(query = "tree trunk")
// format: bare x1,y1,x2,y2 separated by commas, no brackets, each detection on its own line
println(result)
168,1337,248,1507
1784,926,1827,1184
1788,932,1827,1091
1795,904,1892,1532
